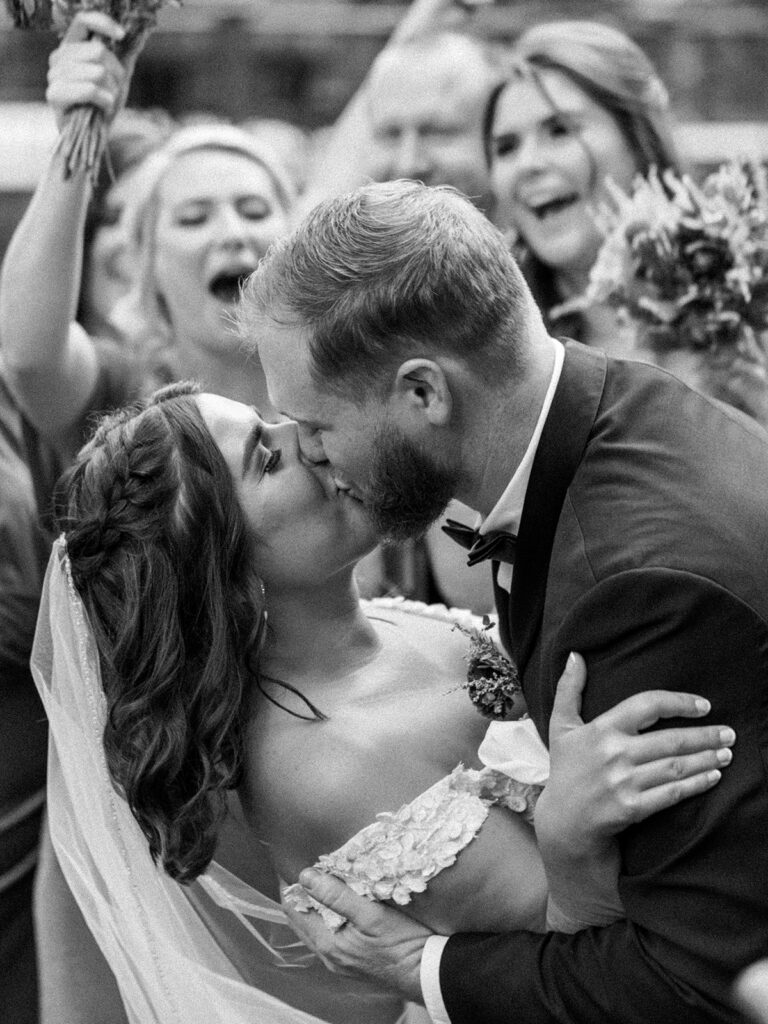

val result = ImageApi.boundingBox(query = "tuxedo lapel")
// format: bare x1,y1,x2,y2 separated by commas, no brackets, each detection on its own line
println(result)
508,342,606,671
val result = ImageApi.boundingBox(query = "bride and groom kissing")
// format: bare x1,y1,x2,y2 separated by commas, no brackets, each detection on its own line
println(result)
249,180,768,1024
39,179,768,1024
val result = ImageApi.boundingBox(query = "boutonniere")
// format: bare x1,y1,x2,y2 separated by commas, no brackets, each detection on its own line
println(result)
454,616,522,720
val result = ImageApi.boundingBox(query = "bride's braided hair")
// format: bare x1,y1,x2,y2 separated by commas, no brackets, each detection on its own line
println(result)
55,382,266,883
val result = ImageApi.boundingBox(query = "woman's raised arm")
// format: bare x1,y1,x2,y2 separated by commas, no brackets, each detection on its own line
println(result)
0,12,138,437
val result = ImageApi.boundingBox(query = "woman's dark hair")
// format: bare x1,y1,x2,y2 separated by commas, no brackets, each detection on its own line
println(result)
482,21,682,338
55,382,265,883
483,21,681,180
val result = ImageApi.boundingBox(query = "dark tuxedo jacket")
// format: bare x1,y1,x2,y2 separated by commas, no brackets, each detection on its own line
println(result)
441,342,768,1024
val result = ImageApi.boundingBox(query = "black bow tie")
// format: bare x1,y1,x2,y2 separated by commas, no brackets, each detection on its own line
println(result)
441,518,517,567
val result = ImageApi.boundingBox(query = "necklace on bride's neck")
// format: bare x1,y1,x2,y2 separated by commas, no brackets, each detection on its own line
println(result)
256,673,329,722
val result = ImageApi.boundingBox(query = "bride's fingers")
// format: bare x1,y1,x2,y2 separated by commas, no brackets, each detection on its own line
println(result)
632,723,736,765
603,689,712,735
628,766,723,820
631,745,733,792
549,652,587,732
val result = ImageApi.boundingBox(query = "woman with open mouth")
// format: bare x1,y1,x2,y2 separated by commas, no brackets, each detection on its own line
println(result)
1,11,295,451
484,20,682,357
110,120,293,412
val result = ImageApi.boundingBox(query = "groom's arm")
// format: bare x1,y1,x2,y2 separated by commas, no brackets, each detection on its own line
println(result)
440,569,768,1024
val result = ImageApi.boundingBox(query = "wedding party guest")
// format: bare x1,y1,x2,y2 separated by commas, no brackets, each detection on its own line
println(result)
299,0,500,218
364,30,498,215
241,179,768,1024
31,378,730,1023
485,23,768,428
1,24,293,441
485,19,682,357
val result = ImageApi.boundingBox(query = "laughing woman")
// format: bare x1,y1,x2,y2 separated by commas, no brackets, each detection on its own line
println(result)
484,20,681,357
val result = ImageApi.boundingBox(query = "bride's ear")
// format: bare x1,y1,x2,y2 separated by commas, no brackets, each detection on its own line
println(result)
393,359,453,426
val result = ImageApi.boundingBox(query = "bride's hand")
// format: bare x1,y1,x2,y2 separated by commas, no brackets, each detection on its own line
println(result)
46,12,143,133
534,653,735,930
536,652,734,853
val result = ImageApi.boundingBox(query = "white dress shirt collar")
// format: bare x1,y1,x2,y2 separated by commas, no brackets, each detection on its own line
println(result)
479,336,564,592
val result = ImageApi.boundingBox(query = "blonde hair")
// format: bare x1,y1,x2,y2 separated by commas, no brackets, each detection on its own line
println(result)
110,124,295,369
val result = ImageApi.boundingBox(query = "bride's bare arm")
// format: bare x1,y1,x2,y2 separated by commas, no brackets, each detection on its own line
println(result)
276,658,732,939
0,12,137,436
282,657,732,957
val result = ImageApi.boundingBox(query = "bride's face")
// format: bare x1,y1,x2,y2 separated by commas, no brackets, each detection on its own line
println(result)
195,394,377,586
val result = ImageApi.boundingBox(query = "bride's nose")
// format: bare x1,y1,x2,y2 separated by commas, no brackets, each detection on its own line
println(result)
265,419,300,457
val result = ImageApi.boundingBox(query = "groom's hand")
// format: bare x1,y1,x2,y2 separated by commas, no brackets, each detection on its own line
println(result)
282,871,433,1003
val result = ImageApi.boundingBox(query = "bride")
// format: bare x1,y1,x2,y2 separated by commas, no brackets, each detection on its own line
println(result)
33,382,730,1023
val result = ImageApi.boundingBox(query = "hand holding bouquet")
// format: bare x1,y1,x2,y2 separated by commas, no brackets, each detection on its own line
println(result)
6,0,173,182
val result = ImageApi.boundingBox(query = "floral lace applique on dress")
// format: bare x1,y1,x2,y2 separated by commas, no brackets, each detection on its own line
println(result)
283,764,542,930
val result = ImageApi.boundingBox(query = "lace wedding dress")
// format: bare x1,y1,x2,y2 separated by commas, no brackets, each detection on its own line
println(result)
31,540,548,1024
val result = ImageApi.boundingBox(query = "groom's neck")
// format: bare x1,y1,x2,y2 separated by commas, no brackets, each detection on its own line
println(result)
454,346,555,517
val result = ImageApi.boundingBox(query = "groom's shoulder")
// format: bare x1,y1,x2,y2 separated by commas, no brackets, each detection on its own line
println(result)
563,358,768,598
596,355,768,466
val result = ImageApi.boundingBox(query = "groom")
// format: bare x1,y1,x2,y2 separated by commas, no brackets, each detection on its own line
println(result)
241,181,768,1024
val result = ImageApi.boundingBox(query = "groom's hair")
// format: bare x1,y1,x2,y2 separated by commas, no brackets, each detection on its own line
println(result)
239,180,541,399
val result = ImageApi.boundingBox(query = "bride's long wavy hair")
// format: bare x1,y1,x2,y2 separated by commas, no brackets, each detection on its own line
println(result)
55,382,266,883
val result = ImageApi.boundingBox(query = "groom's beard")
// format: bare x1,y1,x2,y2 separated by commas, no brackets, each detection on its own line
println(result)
362,421,458,543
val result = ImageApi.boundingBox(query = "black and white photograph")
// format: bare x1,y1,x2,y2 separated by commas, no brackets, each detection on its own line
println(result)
1,1,768,1021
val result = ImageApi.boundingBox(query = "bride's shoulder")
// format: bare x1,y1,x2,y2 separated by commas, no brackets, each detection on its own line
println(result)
362,595,491,632
362,596,502,656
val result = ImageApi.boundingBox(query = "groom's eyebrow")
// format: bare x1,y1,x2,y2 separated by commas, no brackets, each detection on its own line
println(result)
241,419,263,478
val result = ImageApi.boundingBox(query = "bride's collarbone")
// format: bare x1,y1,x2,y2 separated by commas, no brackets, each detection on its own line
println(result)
326,618,469,712
258,611,470,719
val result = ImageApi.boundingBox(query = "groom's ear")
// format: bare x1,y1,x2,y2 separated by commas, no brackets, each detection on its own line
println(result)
393,359,452,426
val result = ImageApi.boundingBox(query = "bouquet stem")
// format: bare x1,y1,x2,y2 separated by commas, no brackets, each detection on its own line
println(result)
54,104,108,184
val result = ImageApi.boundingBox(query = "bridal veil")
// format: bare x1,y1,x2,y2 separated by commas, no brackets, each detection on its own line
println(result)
31,538,416,1024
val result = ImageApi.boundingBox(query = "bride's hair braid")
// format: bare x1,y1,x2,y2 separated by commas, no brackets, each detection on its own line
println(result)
56,382,266,883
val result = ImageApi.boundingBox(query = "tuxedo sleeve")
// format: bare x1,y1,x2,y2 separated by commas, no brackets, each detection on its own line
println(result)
440,569,768,1024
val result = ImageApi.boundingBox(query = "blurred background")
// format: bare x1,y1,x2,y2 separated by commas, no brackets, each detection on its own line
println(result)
1,0,767,257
